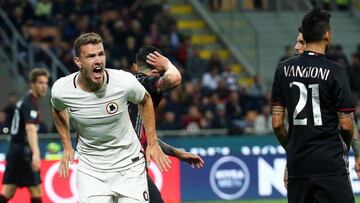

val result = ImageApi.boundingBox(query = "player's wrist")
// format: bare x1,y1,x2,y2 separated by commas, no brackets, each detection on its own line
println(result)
162,60,171,71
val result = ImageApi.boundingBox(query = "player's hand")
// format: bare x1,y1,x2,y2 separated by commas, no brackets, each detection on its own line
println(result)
284,166,288,189
146,51,169,71
32,152,41,171
355,156,360,179
59,148,75,179
178,151,204,168
146,143,171,172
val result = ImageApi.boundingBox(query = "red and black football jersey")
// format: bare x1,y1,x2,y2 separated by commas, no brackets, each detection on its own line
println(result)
10,93,40,145
271,51,354,178
129,73,164,149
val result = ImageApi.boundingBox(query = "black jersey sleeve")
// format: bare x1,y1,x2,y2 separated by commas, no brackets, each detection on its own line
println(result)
333,68,354,112
271,67,285,106
141,76,160,95
22,100,39,124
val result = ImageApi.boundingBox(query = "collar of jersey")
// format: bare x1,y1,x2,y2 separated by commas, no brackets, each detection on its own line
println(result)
303,51,324,57
73,69,109,89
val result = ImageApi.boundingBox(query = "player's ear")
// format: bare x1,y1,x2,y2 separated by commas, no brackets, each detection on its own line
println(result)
324,31,331,43
74,57,82,69
132,63,139,73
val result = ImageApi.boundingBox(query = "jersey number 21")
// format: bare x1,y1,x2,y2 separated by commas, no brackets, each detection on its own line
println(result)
290,82,322,126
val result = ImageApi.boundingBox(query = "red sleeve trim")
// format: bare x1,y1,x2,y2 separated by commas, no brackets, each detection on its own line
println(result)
336,108,355,112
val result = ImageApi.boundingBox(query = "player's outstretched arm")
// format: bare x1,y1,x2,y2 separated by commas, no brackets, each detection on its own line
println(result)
146,51,182,93
272,105,288,149
139,92,171,172
158,139,204,168
52,108,74,179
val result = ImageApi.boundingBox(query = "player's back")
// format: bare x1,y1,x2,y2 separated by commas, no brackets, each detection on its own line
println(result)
10,93,39,146
272,51,354,177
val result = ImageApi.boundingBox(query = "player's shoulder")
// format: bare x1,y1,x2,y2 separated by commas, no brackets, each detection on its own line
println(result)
323,57,345,72
52,72,79,94
20,93,34,107
278,55,301,67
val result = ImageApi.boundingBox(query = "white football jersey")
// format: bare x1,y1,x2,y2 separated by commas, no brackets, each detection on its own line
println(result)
51,69,146,172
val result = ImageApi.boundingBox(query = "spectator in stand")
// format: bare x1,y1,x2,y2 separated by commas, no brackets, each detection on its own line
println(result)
147,23,161,47
186,46,207,82
222,63,239,91
241,110,258,134
213,103,228,129
215,79,230,100
182,105,205,133
158,111,181,130
254,104,272,135
163,90,184,123
154,4,176,34
226,91,244,134
201,65,221,94
178,35,192,66
208,52,223,72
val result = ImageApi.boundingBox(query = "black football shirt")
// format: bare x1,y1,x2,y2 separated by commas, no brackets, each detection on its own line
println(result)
271,51,354,177
10,92,40,145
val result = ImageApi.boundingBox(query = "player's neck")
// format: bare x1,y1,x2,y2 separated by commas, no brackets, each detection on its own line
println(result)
29,90,40,99
305,42,326,55
78,74,104,92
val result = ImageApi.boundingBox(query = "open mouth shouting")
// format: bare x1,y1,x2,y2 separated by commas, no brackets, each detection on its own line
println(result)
92,66,103,80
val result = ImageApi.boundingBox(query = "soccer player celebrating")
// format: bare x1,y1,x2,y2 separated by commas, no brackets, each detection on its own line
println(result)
0,68,49,203
272,8,360,203
51,33,170,203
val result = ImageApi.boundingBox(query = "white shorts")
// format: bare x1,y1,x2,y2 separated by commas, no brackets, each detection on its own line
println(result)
77,160,149,203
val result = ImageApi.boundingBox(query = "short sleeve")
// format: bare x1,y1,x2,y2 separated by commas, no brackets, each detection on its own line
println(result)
141,75,163,95
22,101,39,124
271,67,285,106
51,82,67,111
126,73,146,104
334,68,354,112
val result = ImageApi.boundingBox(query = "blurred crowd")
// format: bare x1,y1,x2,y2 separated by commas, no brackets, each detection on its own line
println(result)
0,0,359,136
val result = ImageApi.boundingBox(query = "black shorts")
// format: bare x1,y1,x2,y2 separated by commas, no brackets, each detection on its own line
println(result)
287,174,355,203
147,174,164,203
2,144,41,187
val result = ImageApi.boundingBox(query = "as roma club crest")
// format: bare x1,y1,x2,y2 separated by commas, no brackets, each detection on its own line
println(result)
106,102,118,114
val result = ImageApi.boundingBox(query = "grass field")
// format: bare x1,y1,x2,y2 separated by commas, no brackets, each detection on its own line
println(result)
183,196,360,203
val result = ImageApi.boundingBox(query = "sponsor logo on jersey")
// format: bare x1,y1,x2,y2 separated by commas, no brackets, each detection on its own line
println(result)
106,102,118,114
209,156,250,200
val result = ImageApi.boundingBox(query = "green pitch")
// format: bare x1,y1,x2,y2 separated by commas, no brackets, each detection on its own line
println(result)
183,196,360,203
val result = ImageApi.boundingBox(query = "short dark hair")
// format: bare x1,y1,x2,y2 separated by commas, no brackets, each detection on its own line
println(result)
74,32,103,57
136,45,161,70
29,68,49,84
301,8,331,43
